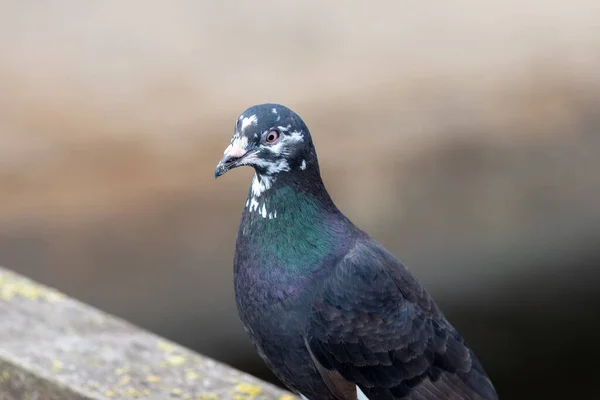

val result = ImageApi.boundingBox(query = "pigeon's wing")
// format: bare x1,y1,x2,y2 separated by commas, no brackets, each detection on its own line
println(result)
305,239,497,400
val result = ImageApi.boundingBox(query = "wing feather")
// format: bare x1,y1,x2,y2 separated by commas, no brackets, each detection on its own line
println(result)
305,240,497,400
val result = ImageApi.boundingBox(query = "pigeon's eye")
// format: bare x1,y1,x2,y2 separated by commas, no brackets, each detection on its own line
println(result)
265,130,280,144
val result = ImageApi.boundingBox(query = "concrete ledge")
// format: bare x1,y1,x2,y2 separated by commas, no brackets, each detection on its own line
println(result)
0,267,295,400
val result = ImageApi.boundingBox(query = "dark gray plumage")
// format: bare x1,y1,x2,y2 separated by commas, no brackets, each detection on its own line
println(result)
215,103,498,400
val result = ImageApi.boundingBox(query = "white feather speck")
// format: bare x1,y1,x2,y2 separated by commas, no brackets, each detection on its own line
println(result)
241,114,258,132
261,204,267,218
271,108,277,114
251,174,273,197
300,159,306,170
287,130,304,143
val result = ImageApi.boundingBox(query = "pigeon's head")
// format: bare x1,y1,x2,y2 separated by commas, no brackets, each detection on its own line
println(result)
214,104,315,179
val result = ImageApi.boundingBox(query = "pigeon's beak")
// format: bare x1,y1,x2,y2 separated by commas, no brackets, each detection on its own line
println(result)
214,139,248,179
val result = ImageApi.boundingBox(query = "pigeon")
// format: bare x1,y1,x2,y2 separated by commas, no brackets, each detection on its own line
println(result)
214,104,498,400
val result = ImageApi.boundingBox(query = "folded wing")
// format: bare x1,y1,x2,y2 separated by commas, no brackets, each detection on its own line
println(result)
305,240,498,400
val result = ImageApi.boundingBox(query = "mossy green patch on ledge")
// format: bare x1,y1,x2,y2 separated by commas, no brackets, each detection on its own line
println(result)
0,270,66,302
0,266,295,400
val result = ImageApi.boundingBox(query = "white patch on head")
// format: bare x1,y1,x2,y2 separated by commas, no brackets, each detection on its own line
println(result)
241,114,258,133
300,159,306,170
357,386,369,400
245,154,290,175
240,129,304,177
274,210,277,218
271,108,277,114
287,130,304,143
277,124,292,132
258,158,290,174
261,203,267,218
245,199,249,207
268,212,273,219
267,129,304,159
276,115,281,121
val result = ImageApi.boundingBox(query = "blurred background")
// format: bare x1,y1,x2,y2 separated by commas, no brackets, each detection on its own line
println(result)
1,1,599,398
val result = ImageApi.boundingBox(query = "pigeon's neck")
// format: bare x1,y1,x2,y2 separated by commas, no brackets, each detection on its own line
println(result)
245,175,330,220
239,167,345,276
248,169,333,210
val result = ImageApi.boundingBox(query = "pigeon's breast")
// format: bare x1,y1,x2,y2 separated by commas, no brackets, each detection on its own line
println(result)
232,186,352,392
234,261,335,399
233,242,322,319
232,205,342,338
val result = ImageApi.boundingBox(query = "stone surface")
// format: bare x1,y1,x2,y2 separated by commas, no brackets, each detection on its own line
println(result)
0,266,294,400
